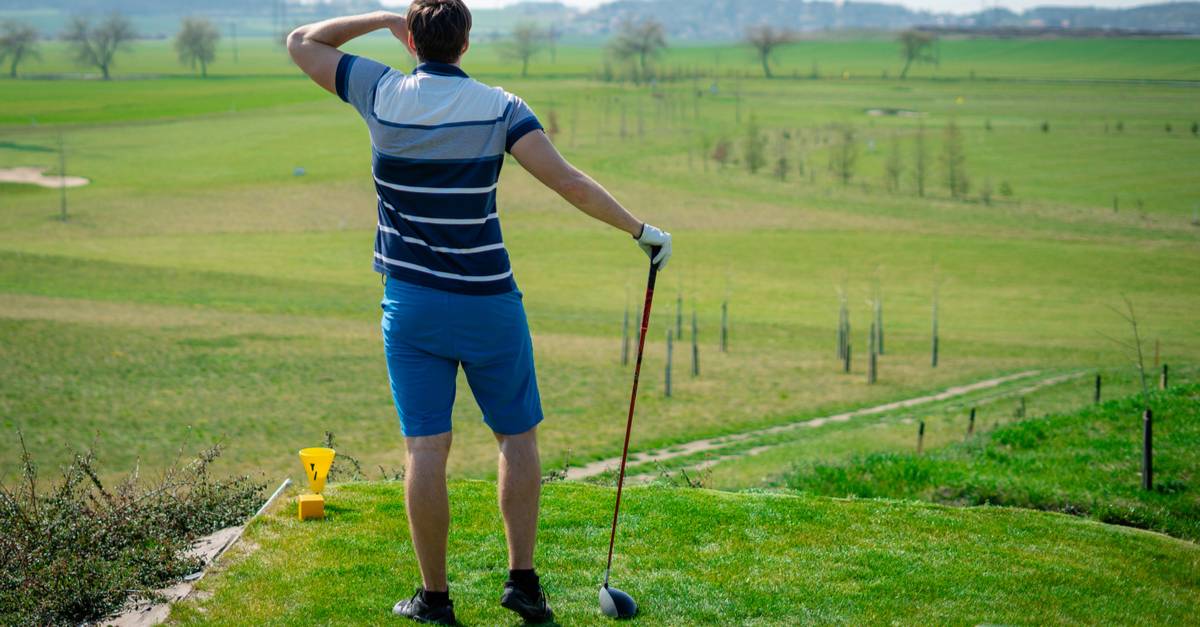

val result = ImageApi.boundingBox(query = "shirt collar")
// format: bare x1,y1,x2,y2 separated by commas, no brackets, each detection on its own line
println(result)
414,61,469,78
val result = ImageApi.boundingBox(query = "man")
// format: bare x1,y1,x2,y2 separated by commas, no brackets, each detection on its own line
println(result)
287,1,671,624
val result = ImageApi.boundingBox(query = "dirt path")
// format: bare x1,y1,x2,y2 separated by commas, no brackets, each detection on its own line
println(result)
623,370,1090,485
565,370,1042,481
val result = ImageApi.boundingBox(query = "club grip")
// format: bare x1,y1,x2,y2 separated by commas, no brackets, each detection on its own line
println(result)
647,245,662,289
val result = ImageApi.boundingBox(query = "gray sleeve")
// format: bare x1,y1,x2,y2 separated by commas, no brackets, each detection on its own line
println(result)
504,94,544,153
335,54,390,118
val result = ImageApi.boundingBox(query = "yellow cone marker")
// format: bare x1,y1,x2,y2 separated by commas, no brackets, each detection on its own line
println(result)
298,447,335,521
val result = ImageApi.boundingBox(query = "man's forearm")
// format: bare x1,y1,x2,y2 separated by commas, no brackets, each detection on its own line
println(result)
560,169,643,237
289,11,402,49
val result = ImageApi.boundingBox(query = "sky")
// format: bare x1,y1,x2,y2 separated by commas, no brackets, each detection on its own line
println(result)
381,0,1162,16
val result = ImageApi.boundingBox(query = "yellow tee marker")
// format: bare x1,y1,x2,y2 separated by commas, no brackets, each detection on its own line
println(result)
298,447,336,521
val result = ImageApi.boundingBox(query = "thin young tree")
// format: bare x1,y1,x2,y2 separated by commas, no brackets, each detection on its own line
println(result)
829,124,858,186
500,22,543,78
884,132,903,193
610,18,666,83
913,121,928,197
897,29,936,79
65,13,136,80
0,21,40,78
744,115,766,174
942,118,969,198
744,25,795,79
175,17,220,78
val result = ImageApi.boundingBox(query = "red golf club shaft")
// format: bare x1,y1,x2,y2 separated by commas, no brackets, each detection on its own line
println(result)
604,257,659,585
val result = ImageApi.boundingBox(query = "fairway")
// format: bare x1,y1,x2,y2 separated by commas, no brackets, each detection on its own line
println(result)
2,35,1199,489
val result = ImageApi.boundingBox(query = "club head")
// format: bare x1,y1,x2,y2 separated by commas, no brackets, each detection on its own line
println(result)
599,584,637,619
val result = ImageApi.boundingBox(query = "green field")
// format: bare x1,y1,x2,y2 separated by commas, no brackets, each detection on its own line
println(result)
2,36,1198,492
169,480,1200,625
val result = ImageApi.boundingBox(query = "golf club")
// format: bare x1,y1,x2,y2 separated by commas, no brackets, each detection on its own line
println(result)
599,248,661,619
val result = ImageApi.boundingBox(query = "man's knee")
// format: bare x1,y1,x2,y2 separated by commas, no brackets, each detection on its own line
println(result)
407,431,453,460
495,426,538,448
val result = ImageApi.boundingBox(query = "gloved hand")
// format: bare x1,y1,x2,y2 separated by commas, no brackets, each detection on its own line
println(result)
635,223,672,271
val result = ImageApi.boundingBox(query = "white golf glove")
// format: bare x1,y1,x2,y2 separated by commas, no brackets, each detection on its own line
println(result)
635,223,672,271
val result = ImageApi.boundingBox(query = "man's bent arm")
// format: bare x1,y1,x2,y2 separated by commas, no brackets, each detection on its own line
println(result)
510,131,644,237
287,11,408,94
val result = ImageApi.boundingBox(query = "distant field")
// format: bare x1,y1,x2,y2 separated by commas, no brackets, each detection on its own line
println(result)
1,36,1197,489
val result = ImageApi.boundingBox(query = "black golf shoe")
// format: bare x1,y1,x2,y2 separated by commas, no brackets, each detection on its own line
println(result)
392,588,457,625
500,580,554,624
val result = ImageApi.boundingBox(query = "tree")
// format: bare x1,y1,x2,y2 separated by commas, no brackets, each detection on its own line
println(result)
610,18,666,83
65,13,135,80
546,23,561,64
884,133,903,193
499,22,543,78
175,17,219,78
744,116,766,174
829,124,857,185
0,21,40,78
744,25,795,79
897,29,936,80
912,121,928,197
941,119,969,198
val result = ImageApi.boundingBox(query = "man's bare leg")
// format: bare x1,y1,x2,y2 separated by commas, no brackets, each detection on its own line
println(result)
496,427,541,570
405,432,452,592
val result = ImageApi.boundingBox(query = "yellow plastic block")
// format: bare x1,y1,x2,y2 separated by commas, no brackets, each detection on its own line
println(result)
298,494,325,521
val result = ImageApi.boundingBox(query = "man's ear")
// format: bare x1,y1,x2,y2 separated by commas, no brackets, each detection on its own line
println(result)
405,31,418,59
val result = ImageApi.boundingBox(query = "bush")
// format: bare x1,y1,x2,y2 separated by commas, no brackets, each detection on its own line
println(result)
0,437,264,626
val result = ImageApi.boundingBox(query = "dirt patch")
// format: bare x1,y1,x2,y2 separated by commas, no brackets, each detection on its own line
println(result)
0,166,90,188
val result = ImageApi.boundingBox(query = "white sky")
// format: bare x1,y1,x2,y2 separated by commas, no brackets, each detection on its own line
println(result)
382,0,1162,16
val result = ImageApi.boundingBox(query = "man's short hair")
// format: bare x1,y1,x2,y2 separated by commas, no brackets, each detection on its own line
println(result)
406,0,472,64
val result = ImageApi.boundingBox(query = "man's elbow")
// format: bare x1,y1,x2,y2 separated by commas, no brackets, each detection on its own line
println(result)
285,27,308,56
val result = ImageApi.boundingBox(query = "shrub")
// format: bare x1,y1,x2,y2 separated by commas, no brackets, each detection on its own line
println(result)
0,436,264,626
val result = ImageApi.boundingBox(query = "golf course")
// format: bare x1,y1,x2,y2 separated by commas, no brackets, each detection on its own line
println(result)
2,11,1199,625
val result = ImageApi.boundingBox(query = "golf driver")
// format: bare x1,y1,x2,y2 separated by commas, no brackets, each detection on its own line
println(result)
599,249,661,619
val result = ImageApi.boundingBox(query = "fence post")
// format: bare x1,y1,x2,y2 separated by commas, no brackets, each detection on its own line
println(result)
1160,364,1169,391
665,329,674,398
843,342,852,373
868,321,878,384
676,293,683,341
1094,374,1102,404
968,407,976,436
1142,408,1153,491
691,310,699,377
917,420,926,454
720,300,728,353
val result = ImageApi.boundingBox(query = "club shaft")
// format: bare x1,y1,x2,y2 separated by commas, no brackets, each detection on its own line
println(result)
605,262,658,581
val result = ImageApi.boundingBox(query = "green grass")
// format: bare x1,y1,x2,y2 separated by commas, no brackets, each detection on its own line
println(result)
1,37,1198,492
169,480,1200,625
780,384,1200,541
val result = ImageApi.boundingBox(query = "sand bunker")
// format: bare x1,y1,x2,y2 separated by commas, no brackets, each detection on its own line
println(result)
0,167,90,188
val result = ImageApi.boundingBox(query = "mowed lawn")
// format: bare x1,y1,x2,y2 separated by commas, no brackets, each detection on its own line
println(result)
169,480,1200,625
1,38,1198,487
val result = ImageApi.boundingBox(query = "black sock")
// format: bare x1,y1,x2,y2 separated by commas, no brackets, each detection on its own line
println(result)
508,568,540,596
421,588,451,607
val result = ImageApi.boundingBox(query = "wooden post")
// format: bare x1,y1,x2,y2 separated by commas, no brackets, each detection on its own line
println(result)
720,300,728,353
1160,364,1169,391
867,321,878,384
917,420,925,455
1142,408,1153,491
1016,397,1026,420
843,342,852,374
676,293,683,340
691,310,699,377
968,407,976,436
665,329,674,398
877,298,885,355
1094,374,1102,404
58,130,68,222
931,285,939,368
621,305,630,366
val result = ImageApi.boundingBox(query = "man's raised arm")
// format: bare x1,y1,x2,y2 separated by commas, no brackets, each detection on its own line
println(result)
287,11,409,94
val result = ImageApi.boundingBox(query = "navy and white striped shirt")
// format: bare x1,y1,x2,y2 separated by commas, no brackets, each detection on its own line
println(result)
336,55,543,295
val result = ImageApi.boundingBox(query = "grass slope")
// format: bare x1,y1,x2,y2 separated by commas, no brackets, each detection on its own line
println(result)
171,480,1200,625
782,384,1200,541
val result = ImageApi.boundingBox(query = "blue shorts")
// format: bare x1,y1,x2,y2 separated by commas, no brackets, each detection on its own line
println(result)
381,277,544,438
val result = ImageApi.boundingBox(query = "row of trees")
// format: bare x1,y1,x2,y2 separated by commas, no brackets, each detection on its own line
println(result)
0,15,219,79
708,120,998,203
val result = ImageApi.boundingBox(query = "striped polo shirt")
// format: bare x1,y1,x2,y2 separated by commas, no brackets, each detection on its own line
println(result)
336,55,543,295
